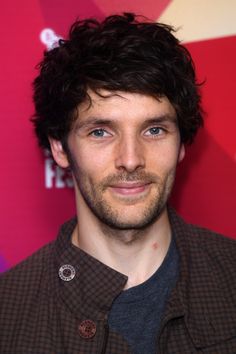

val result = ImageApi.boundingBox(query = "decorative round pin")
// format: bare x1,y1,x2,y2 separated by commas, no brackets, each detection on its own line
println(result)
58,264,76,281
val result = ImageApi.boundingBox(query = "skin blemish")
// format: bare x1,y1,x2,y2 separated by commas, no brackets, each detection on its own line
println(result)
152,242,159,250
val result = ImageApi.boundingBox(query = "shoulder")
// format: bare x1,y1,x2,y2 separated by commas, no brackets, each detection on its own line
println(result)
169,206,236,248
0,242,54,302
169,206,236,271
172,210,236,292
186,222,236,263
0,241,58,351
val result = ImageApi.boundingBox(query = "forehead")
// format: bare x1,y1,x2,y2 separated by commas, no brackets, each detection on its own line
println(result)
77,89,176,122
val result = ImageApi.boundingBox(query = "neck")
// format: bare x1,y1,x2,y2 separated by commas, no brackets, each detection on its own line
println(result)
72,204,172,289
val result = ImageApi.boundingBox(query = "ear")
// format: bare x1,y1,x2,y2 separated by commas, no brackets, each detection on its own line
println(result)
178,144,185,163
49,138,69,168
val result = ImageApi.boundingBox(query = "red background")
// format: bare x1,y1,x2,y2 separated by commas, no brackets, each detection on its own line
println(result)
0,0,235,271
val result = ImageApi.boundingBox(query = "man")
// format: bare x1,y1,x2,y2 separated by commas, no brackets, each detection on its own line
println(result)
1,13,236,354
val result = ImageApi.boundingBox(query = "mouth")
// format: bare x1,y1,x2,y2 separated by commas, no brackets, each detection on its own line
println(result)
109,182,152,196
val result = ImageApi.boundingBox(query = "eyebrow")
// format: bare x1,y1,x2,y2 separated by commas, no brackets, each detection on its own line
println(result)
141,115,178,127
75,118,114,130
75,114,177,130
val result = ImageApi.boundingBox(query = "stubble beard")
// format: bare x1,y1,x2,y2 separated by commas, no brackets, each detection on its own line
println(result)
70,163,175,238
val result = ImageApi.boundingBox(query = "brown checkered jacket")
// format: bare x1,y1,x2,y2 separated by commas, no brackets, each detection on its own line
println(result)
1,208,236,353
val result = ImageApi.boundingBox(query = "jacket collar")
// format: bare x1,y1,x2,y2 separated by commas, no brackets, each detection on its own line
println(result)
51,217,127,320
164,207,236,348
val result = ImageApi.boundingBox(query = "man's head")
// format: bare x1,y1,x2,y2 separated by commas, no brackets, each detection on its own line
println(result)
32,13,203,232
32,13,203,152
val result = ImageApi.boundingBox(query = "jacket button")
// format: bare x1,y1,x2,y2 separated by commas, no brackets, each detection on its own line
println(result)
58,264,76,281
79,319,97,339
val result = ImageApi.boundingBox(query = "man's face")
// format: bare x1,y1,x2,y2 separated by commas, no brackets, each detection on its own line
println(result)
52,90,185,230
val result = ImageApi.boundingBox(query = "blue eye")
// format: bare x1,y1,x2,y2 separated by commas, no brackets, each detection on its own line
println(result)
90,129,108,137
149,127,161,135
144,127,166,138
145,127,163,136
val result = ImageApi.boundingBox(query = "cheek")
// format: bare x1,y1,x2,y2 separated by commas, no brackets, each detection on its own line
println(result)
72,145,114,180
147,146,180,174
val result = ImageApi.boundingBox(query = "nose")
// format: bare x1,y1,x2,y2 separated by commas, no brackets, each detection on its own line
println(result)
114,134,145,172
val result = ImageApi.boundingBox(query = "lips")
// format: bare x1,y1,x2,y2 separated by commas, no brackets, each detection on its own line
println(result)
109,182,151,195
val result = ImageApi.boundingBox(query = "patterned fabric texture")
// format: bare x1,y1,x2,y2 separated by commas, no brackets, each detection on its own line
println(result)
1,207,236,353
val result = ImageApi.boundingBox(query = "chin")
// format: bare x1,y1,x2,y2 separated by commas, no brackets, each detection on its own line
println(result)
99,207,165,231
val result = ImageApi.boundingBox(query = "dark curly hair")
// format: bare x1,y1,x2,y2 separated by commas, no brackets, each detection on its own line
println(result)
32,13,203,151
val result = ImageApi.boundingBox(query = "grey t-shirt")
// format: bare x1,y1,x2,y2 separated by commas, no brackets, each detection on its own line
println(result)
108,236,179,354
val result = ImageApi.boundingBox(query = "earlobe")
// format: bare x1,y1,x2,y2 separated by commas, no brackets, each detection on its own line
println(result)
178,144,185,163
49,138,69,168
